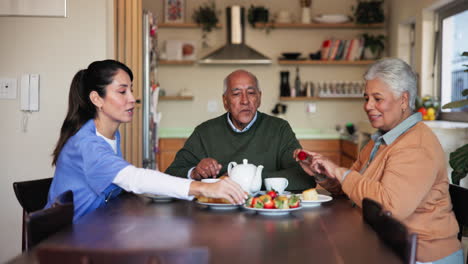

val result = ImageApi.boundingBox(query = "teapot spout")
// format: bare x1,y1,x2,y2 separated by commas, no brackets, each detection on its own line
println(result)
250,165,264,193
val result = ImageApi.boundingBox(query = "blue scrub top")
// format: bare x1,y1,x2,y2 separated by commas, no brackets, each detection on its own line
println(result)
46,119,130,221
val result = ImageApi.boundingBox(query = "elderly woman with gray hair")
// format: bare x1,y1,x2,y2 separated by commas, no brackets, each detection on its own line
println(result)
295,58,462,264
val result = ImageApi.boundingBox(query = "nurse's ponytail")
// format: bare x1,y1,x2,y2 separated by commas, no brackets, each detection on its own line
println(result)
52,60,133,165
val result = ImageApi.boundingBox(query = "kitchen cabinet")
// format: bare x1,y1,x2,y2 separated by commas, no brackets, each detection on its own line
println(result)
157,138,186,172
158,138,345,172
299,139,341,164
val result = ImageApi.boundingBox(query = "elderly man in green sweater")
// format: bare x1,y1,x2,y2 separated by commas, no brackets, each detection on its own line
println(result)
165,69,315,191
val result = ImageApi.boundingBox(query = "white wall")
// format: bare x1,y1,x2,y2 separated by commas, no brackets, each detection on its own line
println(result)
0,0,113,261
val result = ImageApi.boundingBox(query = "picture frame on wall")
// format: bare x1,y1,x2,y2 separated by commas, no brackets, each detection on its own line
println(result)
164,0,185,23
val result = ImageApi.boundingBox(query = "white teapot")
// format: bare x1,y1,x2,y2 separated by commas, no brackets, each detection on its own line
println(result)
227,159,264,194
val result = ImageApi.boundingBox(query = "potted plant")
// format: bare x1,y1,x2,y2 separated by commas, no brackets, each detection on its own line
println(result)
362,33,385,60
247,5,269,28
192,1,219,48
442,51,468,185
353,0,385,24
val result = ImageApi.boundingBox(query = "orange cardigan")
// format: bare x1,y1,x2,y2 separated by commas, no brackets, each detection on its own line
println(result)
318,122,460,262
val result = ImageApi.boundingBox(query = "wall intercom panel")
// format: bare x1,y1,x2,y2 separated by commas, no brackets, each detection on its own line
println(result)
21,73,39,111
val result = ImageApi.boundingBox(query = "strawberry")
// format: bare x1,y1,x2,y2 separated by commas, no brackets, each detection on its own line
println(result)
298,151,308,161
267,190,278,199
288,194,300,208
251,197,264,208
260,195,275,209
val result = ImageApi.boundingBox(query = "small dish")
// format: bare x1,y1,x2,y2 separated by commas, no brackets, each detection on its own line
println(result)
281,52,301,60
196,201,240,210
243,205,302,216
299,194,333,207
142,193,174,203
313,14,350,24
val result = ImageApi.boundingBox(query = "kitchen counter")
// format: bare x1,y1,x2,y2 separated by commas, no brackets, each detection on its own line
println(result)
158,127,345,140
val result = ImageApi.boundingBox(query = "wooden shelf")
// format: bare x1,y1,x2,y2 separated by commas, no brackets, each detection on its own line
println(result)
158,60,195,65
254,22,384,29
278,60,376,65
158,23,221,28
280,96,363,101
160,96,194,101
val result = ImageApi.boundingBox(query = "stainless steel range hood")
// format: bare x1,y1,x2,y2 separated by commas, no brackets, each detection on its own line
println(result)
198,6,272,65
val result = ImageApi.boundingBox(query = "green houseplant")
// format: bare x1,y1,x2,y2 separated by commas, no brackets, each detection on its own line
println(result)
442,51,468,185
192,1,219,48
362,33,385,59
353,0,385,24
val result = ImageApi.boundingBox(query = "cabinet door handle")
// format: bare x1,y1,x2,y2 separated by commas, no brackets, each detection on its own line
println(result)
136,99,141,104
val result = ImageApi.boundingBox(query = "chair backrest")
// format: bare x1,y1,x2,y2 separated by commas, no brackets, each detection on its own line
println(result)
36,246,209,264
13,177,53,251
13,177,53,213
26,190,74,250
449,184,468,240
362,198,417,264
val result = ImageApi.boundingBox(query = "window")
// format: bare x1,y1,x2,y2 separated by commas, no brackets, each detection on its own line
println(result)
437,1,468,122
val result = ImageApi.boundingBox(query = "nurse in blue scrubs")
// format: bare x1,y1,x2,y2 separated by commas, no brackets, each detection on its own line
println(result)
46,60,246,221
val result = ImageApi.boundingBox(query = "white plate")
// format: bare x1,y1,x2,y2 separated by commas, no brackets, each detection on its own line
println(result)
313,14,350,24
196,201,239,210
299,194,333,207
142,193,174,202
242,205,302,216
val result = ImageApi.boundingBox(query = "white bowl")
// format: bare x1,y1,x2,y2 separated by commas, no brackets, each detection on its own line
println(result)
313,14,350,24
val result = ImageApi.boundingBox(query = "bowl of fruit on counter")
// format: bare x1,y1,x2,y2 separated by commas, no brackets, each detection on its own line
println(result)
243,190,302,216
416,95,440,121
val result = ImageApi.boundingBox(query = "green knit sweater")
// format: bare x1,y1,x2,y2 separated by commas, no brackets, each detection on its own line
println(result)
165,112,316,191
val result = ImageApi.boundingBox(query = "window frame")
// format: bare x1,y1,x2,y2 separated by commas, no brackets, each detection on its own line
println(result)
437,0,468,122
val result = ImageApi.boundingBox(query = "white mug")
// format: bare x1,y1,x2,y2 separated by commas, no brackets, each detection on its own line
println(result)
264,177,289,194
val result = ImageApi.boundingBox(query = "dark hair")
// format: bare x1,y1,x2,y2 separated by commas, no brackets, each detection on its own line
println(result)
52,60,133,165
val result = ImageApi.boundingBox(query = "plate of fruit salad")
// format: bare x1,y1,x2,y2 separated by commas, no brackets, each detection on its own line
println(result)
243,190,302,216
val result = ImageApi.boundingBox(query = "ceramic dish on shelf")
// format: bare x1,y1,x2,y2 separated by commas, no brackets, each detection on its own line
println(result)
299,194,333,207
142,193,175,202
281,52,302,60
313,14,350,24
242,205,302,216
196,201,240,210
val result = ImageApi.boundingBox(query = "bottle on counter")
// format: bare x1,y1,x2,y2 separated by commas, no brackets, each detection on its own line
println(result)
295,66,302,97
280,71,291,97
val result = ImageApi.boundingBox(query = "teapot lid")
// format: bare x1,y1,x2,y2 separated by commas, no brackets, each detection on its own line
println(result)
243,159,248,164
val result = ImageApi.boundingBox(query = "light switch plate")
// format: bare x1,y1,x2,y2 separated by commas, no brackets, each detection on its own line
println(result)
0,78,17,99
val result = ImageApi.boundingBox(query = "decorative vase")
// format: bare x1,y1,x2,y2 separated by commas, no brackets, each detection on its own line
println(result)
301,7,311,24
363,47,380,60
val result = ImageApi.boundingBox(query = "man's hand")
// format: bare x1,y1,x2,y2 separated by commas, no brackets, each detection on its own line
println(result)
190,158,222,180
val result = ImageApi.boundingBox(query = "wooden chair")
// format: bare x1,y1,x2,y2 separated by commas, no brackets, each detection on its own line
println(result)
449,184,468,263
36,246,209,264
26,190,74,250
13,177,53,251
362,198,417,264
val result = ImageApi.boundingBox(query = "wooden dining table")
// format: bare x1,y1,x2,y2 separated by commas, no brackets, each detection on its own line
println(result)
8,191,402,264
